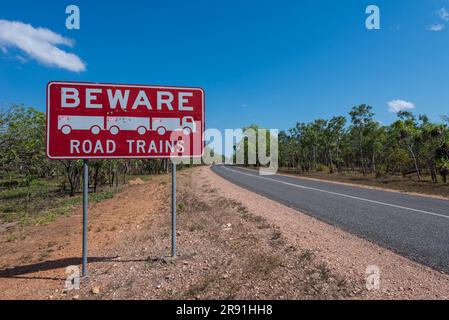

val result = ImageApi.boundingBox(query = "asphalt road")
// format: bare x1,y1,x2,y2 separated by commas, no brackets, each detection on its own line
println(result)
212,165,449,273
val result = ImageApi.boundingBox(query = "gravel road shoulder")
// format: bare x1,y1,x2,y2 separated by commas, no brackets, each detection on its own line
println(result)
206,166,449,299
1,166,448,299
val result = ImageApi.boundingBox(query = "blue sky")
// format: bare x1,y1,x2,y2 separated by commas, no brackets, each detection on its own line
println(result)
1,0,449,133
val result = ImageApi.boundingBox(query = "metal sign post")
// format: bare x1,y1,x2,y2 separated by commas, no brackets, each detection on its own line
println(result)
171,161,177,257
82,159,89,277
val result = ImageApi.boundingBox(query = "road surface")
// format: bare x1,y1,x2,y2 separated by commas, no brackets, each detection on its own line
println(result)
212,165,449,273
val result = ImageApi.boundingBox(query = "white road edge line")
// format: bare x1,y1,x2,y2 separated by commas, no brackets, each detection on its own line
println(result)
221,166,449,220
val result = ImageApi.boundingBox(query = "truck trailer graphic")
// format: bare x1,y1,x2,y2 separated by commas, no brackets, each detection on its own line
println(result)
58,115,196,136
106,117,150,135
58,116,104,135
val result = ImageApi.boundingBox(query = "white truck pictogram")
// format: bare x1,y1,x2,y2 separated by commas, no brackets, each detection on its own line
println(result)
106,117,150,135
58,115,196,136
58,115,104,135
152,116,196,136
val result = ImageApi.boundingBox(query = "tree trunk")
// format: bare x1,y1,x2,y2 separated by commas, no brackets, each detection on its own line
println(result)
93,165,99,193
428,160,437,183
328,149,334,173
408,145,421,180
123,162,128,185
359,133,366,175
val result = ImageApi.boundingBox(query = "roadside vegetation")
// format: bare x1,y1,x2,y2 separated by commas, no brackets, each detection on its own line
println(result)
0,104,183,226
237,105,449,196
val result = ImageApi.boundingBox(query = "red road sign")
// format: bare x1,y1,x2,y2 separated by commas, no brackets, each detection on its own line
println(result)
46,81,205,159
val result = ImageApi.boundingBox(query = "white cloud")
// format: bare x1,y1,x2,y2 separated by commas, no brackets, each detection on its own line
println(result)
437,7,449,21
388,99,415,113
428,23,446,32
0,19,85,72
15,55,27,63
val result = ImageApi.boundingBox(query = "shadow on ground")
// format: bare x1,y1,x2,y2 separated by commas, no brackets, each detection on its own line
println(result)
0,256,121,280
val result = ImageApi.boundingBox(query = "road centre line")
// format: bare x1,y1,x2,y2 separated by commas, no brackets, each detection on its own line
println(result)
221,166,449,220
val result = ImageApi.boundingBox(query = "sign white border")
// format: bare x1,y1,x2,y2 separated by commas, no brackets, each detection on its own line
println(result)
46,81,205,160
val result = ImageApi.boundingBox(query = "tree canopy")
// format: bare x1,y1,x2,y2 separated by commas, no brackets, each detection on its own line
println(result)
276,105,449,182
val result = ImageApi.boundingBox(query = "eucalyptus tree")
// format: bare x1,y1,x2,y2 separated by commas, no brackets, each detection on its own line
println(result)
391,111,422,180
324,116,346,173
349,104,374,175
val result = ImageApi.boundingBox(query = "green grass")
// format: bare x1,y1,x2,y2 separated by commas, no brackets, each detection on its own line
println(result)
6,235,19,242
91,190,115,203
177,202,187,213
0,177,124,227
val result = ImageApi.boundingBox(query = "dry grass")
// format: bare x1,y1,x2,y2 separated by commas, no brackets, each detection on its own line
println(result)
280,169,449,199
0,167,354,300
